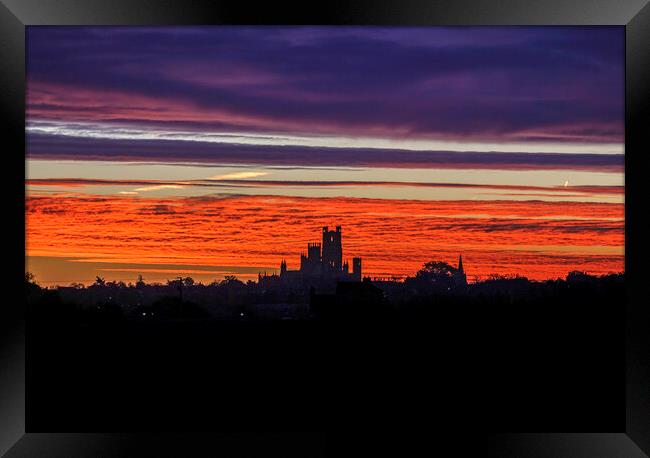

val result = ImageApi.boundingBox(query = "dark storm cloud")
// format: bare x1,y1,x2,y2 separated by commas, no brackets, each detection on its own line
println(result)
26,26,624,143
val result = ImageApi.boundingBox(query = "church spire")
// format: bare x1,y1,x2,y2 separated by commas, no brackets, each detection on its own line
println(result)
454,254,467,287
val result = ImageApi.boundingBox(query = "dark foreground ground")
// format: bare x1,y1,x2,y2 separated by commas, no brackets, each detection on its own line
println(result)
27,280,624,435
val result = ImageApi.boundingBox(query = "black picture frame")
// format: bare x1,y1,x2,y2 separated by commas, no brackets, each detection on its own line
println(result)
2,1,648,456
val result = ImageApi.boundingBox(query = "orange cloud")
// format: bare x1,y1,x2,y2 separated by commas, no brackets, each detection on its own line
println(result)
26,193,624,282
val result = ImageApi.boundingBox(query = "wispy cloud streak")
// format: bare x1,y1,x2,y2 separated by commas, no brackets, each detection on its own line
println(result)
26,133,624,172
26,177,624,197
26,120,623,154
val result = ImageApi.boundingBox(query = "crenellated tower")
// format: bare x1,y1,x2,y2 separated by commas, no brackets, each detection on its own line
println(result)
352,257,362,281
300,242,322,276
322,226,343,271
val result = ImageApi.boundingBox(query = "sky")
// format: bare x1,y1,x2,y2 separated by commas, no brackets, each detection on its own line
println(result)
25,26,625,285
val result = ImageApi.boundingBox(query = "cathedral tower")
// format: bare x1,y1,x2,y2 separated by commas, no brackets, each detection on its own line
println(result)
321,226,343,271
352,257,362,281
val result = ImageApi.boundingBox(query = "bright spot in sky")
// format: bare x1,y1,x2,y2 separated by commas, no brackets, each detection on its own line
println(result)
133,184,185,192
210,171,269,180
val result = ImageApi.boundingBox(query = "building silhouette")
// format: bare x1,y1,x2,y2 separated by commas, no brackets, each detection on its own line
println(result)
260,226,361,291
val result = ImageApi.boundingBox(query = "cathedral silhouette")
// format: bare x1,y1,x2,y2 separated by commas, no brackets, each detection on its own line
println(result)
258,226,361,292
259,225,467,290
281,225,361,281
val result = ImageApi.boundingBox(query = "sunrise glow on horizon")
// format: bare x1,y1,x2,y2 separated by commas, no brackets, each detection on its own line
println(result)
25,26,625,286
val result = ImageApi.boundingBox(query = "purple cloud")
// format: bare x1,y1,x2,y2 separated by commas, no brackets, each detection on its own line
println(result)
27,133,623,172
26,26,624,144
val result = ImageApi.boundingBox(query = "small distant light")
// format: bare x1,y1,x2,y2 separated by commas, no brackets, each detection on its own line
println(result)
142,312,146,316
240,312,244,317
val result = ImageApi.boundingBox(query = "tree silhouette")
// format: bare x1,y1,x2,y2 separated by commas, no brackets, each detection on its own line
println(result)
566,270,593,282
404,260,457,293
25,271,42,301
418,261,456,278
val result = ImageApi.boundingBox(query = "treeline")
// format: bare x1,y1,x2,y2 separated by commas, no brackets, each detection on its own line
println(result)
26,271,318,321
25,262,624,322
